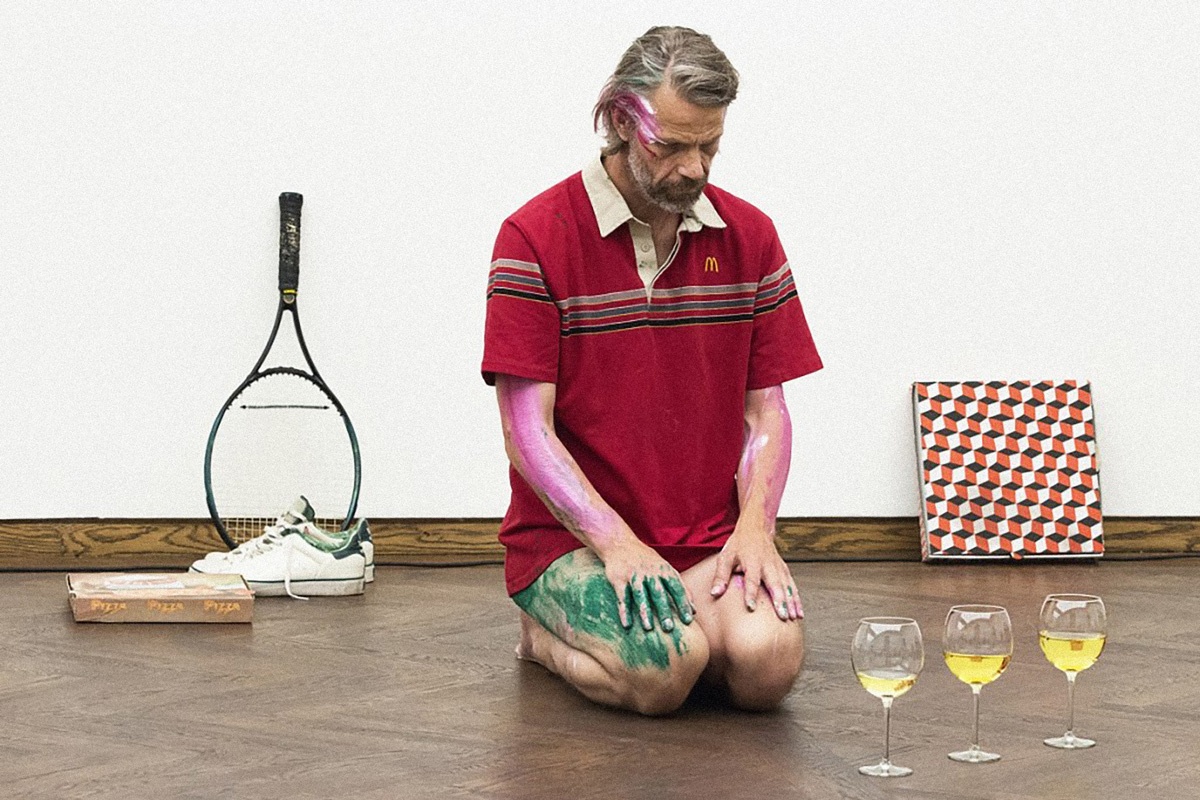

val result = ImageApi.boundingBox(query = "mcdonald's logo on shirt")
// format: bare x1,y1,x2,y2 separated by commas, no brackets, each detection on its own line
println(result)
704,256,719,273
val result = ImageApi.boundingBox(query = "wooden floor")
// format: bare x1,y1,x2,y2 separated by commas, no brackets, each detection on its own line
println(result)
2,560,1198,799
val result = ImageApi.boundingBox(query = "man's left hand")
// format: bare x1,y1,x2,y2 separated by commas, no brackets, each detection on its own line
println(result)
709,528,803,621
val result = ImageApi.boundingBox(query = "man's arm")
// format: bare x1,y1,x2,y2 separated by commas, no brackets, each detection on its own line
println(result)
709,385,803,621
495,374,694,632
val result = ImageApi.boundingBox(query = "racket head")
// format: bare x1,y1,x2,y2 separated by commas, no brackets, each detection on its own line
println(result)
204,367,361,548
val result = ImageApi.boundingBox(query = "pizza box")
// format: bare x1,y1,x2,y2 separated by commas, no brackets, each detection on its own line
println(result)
67,572,254,623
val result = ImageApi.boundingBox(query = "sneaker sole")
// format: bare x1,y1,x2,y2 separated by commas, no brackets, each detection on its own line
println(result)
201,559,374,584
246,577,366,597
194,559,373,583
199,543,373,583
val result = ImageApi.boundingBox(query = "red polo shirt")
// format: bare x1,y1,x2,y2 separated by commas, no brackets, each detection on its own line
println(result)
483,160,822,595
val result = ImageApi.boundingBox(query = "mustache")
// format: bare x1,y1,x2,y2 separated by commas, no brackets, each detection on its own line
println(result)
658,176,706,197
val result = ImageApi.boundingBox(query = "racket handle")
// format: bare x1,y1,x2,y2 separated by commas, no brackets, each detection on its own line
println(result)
278,192,303,298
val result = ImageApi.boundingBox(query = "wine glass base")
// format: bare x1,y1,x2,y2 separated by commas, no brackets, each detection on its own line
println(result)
948,748,1001,763
858,761,912,778
1044,733,1096,749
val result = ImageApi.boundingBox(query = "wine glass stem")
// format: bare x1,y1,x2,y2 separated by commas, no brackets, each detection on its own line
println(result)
1066,672,1077,735
971,685,982,748
882,696,893,763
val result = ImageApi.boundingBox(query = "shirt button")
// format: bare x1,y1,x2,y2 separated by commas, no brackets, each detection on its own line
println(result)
641,243,651,252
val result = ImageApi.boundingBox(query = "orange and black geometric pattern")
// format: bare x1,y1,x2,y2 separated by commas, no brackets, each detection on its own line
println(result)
913,380,1104,560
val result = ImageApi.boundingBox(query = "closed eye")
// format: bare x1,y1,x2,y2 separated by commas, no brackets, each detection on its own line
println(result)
647,138,722,159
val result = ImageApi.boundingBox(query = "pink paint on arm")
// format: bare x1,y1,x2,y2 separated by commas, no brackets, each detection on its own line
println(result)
737,386,793,529
497,376,625,548
712,387,803,618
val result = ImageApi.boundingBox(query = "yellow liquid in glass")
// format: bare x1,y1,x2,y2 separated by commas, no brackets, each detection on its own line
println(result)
1039,631,1106,673
856,669,917,698
943,652,1010,686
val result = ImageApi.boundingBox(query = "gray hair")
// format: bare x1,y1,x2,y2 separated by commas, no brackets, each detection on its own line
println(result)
593,26,739,155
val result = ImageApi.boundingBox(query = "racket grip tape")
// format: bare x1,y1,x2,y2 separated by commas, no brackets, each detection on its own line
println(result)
278,192,303,295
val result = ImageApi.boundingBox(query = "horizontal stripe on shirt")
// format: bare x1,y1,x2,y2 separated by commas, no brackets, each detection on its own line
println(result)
487,259,553,304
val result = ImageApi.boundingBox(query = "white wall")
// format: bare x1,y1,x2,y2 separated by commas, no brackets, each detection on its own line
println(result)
2,2,1196,518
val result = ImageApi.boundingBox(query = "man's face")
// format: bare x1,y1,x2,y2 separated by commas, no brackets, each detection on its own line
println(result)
622,83,725,214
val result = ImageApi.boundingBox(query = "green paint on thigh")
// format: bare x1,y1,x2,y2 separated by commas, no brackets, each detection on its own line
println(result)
514,551,687,671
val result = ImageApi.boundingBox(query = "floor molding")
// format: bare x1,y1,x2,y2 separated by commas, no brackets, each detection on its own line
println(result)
1,516,1196,570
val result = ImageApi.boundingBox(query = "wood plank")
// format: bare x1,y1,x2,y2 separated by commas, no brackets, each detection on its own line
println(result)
0,516,1196,570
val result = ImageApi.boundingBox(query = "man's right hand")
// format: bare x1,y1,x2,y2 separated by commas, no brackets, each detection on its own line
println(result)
598,536,694,633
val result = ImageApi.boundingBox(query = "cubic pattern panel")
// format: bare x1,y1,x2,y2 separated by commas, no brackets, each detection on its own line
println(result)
913,380,1104,560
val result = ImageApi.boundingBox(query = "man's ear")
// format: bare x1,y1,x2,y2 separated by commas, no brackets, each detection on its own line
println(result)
612,110,635,144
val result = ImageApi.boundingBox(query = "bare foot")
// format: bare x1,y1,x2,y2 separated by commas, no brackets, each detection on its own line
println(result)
515,610,544,664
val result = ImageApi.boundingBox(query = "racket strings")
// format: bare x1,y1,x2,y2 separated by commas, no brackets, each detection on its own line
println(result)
210,373,357,546
222,515,353,545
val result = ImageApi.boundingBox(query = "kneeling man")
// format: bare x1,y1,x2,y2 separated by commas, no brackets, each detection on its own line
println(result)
482,26,823,715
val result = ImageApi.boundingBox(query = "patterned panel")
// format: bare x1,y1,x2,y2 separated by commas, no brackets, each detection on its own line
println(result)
913,380,1104,560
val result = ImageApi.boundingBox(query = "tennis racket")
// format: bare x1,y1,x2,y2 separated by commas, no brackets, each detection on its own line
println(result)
204,192,361,548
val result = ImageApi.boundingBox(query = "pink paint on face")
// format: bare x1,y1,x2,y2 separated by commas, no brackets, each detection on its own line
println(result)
611,91,662,147
498,379,620,542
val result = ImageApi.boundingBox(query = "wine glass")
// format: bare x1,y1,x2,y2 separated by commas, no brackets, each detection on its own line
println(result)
943,605,1012,763
1039,594,1107,749
852,617,925,777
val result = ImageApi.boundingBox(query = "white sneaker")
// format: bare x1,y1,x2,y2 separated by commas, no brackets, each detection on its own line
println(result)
204,498,375,583
190,525,365,599
317,519,373,583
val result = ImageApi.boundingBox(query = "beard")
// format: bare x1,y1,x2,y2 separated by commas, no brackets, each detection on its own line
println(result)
626,144,708,214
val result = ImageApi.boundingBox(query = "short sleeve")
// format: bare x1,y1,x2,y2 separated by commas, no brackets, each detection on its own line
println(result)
481,220,561,386
746,226,823,389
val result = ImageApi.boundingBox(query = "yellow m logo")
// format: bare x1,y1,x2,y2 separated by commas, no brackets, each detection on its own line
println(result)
704,256,719,273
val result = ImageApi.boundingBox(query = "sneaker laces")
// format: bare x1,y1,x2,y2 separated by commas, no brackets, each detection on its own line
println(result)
229,527,311,600
282,545,308,601
216,512,315,563
222,525,292,562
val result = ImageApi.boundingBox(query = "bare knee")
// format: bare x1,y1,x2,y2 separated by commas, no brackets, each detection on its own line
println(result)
722,620,805,711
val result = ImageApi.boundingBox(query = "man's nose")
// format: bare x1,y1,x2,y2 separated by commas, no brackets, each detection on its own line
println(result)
676,148,706,180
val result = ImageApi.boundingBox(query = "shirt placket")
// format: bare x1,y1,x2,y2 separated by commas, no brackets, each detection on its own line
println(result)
629,219,686,300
